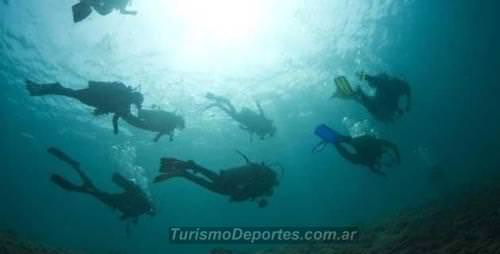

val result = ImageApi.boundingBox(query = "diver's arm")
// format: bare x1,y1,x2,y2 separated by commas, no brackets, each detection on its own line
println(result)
256,101,265,117
112,114,120,134
120,8,137,15
181,172,226,195
153,132,164,142
334,143,360,164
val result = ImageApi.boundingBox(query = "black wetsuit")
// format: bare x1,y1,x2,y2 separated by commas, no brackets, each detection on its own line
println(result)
334,135,401,175
48,147,154,221
357,74,411,122
26,80,142,134
155,157,278,205
121,109,184,142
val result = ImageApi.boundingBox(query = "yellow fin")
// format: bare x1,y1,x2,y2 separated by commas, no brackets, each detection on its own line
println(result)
334,76,355,97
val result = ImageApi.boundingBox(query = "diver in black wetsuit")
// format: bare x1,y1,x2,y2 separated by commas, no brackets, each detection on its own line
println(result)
121,108,185,142
205,93,276,140
333,72,411,122
26,80,143,134
313,124,401,176
72,0,137,23
154,151,280,208
47,147,155,222
355,71,411,122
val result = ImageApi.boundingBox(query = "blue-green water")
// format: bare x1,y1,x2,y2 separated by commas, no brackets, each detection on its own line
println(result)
0,1,499,253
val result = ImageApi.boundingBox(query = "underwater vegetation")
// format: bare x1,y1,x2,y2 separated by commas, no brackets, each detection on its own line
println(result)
0,230,81,254
255,175,500,254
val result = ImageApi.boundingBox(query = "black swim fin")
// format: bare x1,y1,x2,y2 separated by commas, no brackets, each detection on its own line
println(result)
51,174,85,192
72,2,92,23
159,158,195,173
25,80,63,96
48,147,80,169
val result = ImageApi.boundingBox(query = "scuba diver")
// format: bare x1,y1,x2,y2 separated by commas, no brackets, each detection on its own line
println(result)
25,80,143,134
72,0,137,23
205,92,276,141
154,151,281,208
121,108,186,142
313,124,401,176
333,71,411,122
47,147,155,223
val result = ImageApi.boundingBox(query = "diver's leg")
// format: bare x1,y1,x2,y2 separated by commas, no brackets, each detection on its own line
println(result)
74,168,97,191
223,101,237,115
92,3,113,15
160,158,198,173
206,93,237,115
25,80,79,97
47,147,96,189
51,174,86,192
180,172,225,195
51,171,98,193
158,157,218,180
112,173,139,193
48,147,81,170
334,143,360,165
210,102,236,118
221,106,239,120
206,93,232,107
192,166,220,181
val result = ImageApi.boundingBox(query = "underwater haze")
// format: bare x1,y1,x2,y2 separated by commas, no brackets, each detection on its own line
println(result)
1,0,499,253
